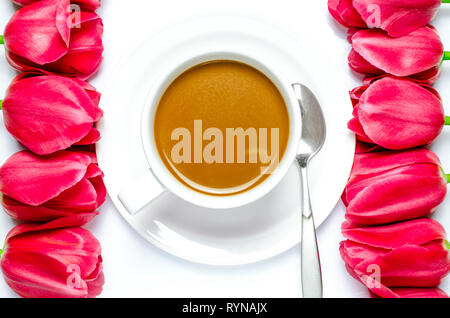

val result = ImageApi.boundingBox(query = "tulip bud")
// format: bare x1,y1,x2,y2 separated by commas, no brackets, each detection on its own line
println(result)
348,76,446,150
0,150,105,223
0,217,104,298
343,148,448,225
0,73,102,155
340,219,450,297
2,0,103,80
348,26,447,85
329,0,443,37
12,0,101,11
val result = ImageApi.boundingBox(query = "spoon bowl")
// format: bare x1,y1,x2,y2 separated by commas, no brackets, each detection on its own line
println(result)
294,84,326,166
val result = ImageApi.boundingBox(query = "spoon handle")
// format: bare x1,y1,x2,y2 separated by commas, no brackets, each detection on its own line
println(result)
298,162,323,298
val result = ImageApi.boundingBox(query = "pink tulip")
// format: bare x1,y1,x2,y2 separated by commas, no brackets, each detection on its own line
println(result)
343,148,448,225
0,150,106,223
12,0,101,11
329,0,444,37
0,217,104,298
340,219,450,297
1,73,102,155
348,76,446,150
349,26,448,85
1,0,103,80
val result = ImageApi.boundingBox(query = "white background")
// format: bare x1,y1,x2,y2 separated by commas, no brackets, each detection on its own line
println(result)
0,0,449,298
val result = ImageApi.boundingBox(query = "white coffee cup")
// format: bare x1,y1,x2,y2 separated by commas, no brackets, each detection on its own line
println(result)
118,51,301,214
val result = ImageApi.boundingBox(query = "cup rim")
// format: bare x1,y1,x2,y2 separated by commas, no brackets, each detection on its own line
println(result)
141,50,301,209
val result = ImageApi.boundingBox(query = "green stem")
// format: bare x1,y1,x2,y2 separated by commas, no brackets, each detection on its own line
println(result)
445,240,450,251
445,116,450,125
0,35,3,45
0,249,3,259
443,0,450,3
446,174,450,184
0,100,2,110
444,51,450,61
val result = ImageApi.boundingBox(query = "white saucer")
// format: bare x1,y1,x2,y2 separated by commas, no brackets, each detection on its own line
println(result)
96,16,355,265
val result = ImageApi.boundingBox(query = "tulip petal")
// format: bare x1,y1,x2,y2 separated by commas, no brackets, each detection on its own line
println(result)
342,219,446,249
7,72,102,110
351,27,444,77
1,250,88,298
349,85,368,106
85,163,103,179
328,0,367,28
348,108,373,143
1,195,98,222
340,240,382,269
43,178,98,212
86,262,104,298
0,151,91,205
74,127,101,145
73,78,101,107
13,0,101,11
349,49,383,75
74,149,98,164
363,67,442,86
341,239,450,290
369,284,449,298
381,287,448,298
89,176,106,207
350,148,441,178
346,163,443,204
355,242,449,287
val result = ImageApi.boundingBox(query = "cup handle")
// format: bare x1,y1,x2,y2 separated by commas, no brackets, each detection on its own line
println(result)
118,169,167,215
